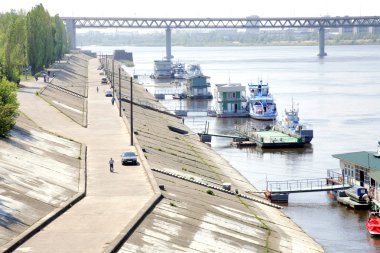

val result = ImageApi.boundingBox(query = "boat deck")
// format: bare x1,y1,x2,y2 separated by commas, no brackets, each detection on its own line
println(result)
252,130,304,148
337,196,370,210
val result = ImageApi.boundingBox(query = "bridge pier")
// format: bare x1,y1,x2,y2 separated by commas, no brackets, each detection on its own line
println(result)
65,19,76,50
318,27,327,57
165,28,172,60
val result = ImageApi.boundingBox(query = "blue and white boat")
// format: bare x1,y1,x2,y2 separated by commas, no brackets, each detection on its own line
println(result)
172,62,187,79
247,80,277,120
186,64,202,77
275,100,314,143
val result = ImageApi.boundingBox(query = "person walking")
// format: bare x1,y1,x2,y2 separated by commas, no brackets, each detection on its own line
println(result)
97,86,99,93
109,157,114,172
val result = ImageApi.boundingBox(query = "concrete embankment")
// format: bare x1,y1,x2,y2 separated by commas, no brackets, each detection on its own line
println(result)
0,114,85,251
106,59,324,252
41,53,92,126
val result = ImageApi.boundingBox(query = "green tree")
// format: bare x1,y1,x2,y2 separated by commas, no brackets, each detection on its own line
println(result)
0,79,19,137
52,15,68,60
26,4,52,74
4,13,28,83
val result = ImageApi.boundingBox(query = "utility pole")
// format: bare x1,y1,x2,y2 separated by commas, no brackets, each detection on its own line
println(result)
105,55,108,77
112,60,115,98
119,67,121,117
130,77,133,146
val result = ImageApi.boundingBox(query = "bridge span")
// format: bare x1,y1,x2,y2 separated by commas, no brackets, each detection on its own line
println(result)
62,16,380,57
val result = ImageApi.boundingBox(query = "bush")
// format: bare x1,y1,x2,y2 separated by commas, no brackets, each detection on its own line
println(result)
0,79,19,137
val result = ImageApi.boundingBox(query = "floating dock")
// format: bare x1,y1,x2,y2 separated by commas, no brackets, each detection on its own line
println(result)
251,130,305,148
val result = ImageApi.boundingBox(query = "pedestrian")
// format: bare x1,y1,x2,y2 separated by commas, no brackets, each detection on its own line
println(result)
97,86,99,93
109,157,114,172
111,97,115,105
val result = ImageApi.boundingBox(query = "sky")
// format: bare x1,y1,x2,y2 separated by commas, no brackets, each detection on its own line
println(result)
1,0,379,18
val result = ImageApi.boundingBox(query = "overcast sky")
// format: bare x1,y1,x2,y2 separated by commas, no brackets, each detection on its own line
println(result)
1,0,379,18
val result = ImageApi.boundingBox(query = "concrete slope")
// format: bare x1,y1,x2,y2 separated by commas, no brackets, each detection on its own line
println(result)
0,116,82,248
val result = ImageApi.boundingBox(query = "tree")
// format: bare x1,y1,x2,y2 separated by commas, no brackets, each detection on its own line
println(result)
0,79,19,137
4,13,28,83
52,14,68,60
26,4,52,74
1,5,68,81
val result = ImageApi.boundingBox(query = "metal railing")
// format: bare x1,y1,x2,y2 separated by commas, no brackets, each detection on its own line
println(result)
267,176,351,193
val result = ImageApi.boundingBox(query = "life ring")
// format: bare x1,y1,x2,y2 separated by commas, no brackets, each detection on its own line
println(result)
338,177,343,183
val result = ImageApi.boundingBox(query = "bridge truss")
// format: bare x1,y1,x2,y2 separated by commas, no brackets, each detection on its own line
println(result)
62,16,380,29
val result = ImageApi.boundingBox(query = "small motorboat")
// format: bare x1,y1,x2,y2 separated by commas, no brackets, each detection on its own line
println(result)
172,93,187,99
366,212,380,236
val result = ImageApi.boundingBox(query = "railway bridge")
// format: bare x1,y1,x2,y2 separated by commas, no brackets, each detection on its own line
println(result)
62,16,380,57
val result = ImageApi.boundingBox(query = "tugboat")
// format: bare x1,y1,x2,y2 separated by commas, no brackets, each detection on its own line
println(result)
172,62,187,79
247,80,277,120
275,99,314,143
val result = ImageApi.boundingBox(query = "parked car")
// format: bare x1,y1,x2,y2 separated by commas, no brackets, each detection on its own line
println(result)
97,65,103,70
101,77,108,84
121,151,138,165
105,90,113,97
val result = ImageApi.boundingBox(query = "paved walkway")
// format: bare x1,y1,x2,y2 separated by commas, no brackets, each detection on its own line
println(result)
15,59,156,252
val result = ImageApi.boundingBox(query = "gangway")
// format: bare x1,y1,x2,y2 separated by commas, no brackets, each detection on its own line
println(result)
266,178,351,194
265,171,353,203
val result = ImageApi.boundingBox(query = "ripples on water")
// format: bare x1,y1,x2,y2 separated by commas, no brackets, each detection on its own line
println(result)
83,44,380,252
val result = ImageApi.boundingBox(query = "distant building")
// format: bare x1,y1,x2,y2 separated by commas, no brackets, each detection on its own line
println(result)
80,50,97,58
354,27,369,35
113,50,133,62
370,27,380,35
245,15,260,35
339,27,354,35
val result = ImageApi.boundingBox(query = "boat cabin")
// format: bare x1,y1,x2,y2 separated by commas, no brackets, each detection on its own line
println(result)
248,80,269,96
213,83,248,117
185,74,212,99
153,60,172,79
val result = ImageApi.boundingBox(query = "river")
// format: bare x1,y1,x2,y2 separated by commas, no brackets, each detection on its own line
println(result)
82,44,380,252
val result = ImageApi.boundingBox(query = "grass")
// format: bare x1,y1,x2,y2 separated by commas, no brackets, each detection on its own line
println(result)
206,189,214,195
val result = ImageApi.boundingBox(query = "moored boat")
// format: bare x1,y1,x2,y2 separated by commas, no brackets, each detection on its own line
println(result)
345,185,369,204
367,212,380,235
153,60,172,79
172,62,187,79
212,82,249,118
247,80,277,120
186,64,202,77
275,100,314,143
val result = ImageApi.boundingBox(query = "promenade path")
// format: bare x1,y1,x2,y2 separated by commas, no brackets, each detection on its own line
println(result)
15,58,156,252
